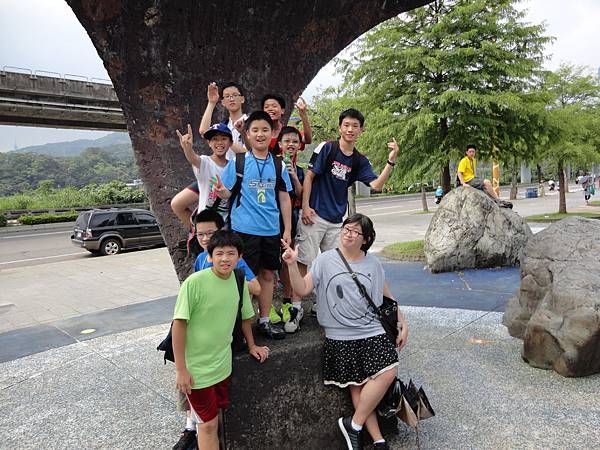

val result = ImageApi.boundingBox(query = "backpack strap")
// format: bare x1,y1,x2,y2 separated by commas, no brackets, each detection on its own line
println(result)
234,267,245,313
228,152,246,209
273,155,285,192
324,140,339,173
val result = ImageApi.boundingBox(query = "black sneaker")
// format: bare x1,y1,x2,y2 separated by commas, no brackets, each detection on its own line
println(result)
172,429,197,450
257,321,286,340
338,416,363,450
373,442,389,450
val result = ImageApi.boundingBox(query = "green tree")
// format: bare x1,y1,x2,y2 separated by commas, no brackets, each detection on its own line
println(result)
335,0,551,193
541,64,600,213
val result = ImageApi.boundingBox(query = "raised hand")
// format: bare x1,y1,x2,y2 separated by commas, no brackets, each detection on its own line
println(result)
280,238,298,265
207,82,219,104
176,124,194,152
387,137,399,162
295,96,308,115
233,114,247,133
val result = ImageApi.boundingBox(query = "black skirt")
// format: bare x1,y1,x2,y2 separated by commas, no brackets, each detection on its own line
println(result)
323,334,399,388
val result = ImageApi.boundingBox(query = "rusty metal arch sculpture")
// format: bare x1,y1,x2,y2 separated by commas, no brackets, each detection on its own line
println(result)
67,0,434,279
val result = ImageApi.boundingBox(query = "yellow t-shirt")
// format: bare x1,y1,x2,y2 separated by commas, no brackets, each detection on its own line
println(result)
457,156,476,183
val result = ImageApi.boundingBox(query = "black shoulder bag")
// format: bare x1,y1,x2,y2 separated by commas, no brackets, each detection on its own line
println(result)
157,268,247,364
335,248,399,346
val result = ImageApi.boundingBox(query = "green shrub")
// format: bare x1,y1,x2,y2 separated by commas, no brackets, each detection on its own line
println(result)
18,211,79,225
0,214,7,227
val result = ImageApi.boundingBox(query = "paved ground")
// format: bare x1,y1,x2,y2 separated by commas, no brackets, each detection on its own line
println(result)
1,191,599,449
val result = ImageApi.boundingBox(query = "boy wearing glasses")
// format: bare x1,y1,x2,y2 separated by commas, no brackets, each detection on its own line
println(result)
200,82,247,153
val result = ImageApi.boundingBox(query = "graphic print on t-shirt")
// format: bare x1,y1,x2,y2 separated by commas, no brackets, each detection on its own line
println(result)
331,160,353,181
324,270,377,328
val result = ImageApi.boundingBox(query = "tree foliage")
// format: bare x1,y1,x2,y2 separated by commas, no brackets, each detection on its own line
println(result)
0,148,139,196
540,64,600,212
328,0,551,192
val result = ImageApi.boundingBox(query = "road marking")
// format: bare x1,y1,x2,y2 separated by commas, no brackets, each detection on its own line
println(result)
371,203,420,211
369,208,422,217
0,252,86,265
0,231,71,239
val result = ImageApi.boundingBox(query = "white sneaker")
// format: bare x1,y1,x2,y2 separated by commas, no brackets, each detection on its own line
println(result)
284,306,304,333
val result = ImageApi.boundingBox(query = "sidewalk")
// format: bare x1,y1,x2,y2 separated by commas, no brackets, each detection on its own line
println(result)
1,305,598,449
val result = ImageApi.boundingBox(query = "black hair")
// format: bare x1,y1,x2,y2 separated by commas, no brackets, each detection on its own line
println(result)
192,209,225,230
466,144,477,152
339,108,365,127
261,93,286,110
222,81,244,97
245,110,273,131
342,213,376,253
277,126,302,142
207,229,244,256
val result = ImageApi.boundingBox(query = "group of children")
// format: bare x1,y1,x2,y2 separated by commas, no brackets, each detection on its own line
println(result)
169,82,402,450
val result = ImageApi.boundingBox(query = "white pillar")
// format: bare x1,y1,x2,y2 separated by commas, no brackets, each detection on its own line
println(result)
520,163,532,184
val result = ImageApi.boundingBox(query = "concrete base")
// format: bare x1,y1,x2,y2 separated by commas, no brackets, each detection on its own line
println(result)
224,316,396,449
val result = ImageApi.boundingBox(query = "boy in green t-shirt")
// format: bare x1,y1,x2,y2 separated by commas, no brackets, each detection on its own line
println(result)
173,230,269,450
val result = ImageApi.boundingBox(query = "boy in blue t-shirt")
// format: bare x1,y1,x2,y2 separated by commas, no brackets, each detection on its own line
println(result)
193,209,261,296
296,108,400,279
213,111,293,340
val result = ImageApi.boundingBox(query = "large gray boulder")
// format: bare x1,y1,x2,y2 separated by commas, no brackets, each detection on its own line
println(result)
424,188,531,273
502,216,600,377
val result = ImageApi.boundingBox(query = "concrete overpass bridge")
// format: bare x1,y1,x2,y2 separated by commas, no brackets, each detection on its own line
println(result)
0,68,126,131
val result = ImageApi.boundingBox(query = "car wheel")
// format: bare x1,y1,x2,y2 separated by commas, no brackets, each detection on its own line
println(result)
100,238,121,256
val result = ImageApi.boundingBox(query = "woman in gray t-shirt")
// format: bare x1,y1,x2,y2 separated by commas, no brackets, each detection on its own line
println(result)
282,213,409,450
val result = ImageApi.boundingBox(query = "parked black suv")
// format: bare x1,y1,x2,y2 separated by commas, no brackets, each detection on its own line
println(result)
71,208,164,255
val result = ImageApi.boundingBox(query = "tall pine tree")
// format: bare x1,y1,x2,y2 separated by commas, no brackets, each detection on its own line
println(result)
335,0,551,193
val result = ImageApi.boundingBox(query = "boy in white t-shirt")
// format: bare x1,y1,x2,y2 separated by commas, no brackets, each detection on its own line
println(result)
172,123,233,234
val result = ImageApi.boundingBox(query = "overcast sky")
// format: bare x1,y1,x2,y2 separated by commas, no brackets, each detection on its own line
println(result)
0,0,599,151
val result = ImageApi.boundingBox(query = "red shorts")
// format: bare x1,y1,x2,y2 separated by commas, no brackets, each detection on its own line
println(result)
186,377,231,423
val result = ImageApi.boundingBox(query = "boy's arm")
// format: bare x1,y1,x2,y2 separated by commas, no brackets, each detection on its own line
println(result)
199,83,219,136
172,319,194,394
301,170,316,225
241,319,269,362
247,279,261,297
296,97,312,145
278,190,292,244
281,239,314,297
230,142,247,154
370,139,399,192
177,124,201,169
288,164,303,198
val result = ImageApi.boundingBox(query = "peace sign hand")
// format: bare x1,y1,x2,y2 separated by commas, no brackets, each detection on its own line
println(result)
211,174,226,194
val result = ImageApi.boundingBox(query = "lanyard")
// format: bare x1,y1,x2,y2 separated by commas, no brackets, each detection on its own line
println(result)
251,151,271,182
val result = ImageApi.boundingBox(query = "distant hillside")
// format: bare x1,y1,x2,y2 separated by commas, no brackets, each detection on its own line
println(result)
12,132,131,157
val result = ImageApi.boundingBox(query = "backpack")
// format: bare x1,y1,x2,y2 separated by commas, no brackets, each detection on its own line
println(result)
156,268,247,364
227,152,286,223
311,140,362,186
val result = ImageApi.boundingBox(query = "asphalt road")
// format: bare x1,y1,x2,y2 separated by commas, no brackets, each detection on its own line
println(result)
0,186,590,269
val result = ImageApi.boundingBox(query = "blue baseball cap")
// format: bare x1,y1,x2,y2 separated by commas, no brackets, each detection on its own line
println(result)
204,123,233,141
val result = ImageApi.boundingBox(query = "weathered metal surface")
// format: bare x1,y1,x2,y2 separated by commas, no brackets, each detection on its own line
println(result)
66,0,435,280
